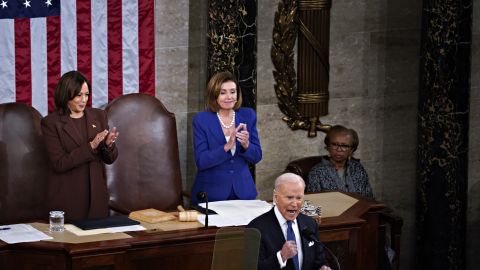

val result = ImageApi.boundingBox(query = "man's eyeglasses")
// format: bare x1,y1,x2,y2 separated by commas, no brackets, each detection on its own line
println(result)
328,142,352,151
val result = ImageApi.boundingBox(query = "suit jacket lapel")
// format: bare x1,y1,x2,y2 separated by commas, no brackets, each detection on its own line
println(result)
60,114,83,146
297,217,309,251
85,108,101,141
297,215,313,270
268,208,288,247
210,112,228,145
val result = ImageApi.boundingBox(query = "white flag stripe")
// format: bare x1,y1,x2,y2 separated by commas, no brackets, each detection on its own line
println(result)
0,20,16,104
30,18,48,116
61,0,77,74
122,0,140,94
91,0,109,108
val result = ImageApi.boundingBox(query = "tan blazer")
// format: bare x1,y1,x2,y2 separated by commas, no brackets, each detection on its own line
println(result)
41,108,118,221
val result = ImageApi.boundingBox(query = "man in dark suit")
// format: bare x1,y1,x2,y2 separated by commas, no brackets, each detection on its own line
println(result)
247,173,331,270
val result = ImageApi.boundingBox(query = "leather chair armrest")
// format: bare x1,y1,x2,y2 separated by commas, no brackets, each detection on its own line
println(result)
182,190,191,198
109,200,132,215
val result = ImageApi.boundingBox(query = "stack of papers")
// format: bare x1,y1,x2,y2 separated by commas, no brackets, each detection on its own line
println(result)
0,224,53,244
65,224,145,236
198,200,272,227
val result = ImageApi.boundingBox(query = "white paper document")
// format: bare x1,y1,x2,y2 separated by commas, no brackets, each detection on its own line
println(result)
0,224,53,244
198,200,272,227
65,224,146,236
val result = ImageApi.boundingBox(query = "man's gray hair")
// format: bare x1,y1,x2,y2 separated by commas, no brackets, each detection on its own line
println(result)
274,173,305,191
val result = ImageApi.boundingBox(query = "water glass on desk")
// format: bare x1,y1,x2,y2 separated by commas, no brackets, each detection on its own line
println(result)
49,211,65,232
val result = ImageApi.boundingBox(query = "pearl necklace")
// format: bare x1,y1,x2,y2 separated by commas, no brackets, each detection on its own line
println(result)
217,111,235,129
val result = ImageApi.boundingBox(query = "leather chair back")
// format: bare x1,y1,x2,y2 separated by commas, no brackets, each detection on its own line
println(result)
285,156,361,188
0,103,49,224
285,156,323,187
105,94,182,212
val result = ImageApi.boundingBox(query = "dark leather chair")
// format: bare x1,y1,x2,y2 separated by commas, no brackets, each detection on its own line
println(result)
0,103,49,224
285,156,324,186
105,93,184,213
285,156,403,270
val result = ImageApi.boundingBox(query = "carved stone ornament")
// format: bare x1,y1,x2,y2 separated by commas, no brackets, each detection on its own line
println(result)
272,0,331,137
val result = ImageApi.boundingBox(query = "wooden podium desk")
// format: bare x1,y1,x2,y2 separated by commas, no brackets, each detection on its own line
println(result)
0,192,385,270
308,192,386,270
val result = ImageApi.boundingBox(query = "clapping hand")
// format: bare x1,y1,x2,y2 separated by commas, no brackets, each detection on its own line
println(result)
224,127,237,152
90,129,108,150
235,123,249,149
105,127,119,147
90,127,119,150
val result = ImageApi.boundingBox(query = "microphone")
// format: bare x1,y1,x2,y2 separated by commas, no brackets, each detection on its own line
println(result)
197,191,208,228
301,227,341,270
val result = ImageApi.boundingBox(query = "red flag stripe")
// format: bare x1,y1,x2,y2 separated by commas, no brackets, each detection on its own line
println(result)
107,0,123,102
47,16,61,113
15,18,32,105
76,0,92,107
138,0,155,96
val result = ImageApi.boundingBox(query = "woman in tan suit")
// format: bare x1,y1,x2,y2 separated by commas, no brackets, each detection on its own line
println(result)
41,71,119,221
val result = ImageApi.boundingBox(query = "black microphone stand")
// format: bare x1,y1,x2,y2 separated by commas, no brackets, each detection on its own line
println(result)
204,198,208,228
301,228,341,270
197,191,208,228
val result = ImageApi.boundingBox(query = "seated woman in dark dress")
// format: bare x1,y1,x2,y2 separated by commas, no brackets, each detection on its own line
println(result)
306,125,373,199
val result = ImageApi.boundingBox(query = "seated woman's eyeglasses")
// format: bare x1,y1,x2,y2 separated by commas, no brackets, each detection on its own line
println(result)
329,142,352,151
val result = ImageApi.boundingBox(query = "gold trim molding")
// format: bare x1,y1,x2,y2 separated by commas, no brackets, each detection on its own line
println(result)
272,0,331,137
298,0,331,10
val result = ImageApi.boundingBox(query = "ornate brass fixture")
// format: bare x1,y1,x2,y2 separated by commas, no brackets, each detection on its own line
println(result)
272,0,332,137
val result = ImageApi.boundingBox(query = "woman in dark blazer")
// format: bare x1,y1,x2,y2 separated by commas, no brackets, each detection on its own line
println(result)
41,71,119,221
191,71,262,204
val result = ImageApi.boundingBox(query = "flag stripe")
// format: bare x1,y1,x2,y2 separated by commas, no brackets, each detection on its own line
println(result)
61,0,77,74
107,0,123,102
91,0,109,108
138,0,155,96
15,18,32,105
0,0,155,114
31,18,48,116
47,15,61,112
76,0,92,107
0,19,15,104
122,0,139,95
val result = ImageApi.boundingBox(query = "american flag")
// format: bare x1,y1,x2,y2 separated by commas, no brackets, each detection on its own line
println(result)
0,0,155,115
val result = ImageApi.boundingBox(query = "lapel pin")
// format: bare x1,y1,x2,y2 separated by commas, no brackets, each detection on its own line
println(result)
92,124,96,128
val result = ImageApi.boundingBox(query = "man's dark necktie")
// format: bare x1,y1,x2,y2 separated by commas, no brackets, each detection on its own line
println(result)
287,220,300,270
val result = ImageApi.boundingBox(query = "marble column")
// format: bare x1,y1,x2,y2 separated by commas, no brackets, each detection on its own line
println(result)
207,0,257,109
416,0,472,269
